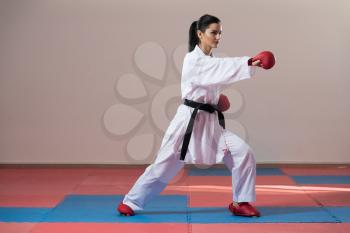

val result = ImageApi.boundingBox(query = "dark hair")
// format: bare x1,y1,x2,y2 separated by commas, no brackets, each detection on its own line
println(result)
188,14,221,52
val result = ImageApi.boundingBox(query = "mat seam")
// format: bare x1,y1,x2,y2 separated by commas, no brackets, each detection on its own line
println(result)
300,184,342,223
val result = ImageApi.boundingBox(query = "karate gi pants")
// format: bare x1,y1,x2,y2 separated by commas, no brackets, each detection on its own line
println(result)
122,130,256,211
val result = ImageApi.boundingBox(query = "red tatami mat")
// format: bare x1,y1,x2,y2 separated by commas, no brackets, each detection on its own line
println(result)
0,223,36,233
300,184,350,206
1,166,349,232
0,194,64,207
28,223,189,233
256,176,296,185
191,223,350,233
281,167,350,176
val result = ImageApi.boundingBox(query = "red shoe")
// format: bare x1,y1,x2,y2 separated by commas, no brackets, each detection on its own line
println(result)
117,202,135,216
229,202,261,217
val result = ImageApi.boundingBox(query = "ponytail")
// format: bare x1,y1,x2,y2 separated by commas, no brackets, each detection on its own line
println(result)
188,21,199,52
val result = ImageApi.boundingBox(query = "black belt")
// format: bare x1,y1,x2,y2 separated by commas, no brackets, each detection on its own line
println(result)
180,99,225,160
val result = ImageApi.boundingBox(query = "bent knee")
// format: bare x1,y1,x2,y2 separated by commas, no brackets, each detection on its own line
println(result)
247,148,256,165
241,146,256,168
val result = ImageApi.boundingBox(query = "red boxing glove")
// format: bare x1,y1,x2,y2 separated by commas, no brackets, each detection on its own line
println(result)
250,51,275,69
217,94,230,112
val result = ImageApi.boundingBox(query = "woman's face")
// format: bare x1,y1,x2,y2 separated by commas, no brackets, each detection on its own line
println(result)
197,23,222,49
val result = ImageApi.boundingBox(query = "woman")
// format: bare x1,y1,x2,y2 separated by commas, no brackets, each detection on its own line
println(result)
118,14,271,217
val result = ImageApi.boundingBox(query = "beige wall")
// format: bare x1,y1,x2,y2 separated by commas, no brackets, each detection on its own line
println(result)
1,0,349,164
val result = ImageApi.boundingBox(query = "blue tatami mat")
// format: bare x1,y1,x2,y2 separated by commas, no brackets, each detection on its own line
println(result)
1,195,350,223
189,207,341,223
188,167,284,176
326,207,350,222
291,175,350,184
43,195,188,223
257,168,285,176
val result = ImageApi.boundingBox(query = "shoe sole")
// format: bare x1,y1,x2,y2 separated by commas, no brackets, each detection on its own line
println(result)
229,206,261,217
119,213,134,216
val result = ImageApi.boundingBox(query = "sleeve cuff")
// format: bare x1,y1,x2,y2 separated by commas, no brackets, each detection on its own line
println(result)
243,56,257,80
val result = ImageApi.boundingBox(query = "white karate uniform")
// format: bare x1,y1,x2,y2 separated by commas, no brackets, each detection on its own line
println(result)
123,45,257,211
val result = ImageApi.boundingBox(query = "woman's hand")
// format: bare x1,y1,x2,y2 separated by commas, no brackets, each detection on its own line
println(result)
252,59,261,66
248,58,261,67
217,94,230,112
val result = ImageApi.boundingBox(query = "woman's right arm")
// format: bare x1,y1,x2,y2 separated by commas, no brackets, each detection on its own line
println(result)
190,56,257,87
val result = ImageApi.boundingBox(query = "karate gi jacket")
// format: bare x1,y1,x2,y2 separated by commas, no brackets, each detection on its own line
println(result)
157,45,256,165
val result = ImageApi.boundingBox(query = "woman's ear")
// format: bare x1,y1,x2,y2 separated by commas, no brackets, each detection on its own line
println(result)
197,30,202,40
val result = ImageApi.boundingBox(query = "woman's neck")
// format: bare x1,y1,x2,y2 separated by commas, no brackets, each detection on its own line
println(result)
198,44,212,56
